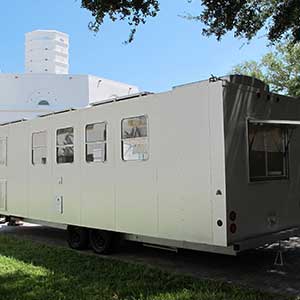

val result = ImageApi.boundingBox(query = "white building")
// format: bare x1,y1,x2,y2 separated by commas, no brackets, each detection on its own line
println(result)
0,30,139,123
25,30,69,74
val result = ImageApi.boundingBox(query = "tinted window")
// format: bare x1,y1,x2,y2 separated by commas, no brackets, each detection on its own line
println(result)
248,123,288,181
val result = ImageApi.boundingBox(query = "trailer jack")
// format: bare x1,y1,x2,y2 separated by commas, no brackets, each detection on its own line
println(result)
6,216,23,227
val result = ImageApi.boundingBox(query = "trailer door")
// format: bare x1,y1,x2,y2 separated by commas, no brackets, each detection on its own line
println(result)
51,114,81,226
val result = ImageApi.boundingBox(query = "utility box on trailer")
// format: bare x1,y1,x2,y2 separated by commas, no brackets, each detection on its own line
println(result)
0,75,300,255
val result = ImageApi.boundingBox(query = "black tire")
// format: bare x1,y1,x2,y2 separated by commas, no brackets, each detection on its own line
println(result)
89,229,113,254
67,225,89,250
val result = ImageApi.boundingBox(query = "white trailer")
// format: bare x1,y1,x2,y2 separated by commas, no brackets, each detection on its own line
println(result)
0,75,300,255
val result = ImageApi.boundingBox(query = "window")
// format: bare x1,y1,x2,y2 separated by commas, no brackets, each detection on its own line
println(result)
121,115,149,161
85,122,107,163
56,127,74,164
32,131,47,165
0,180,7,211
38,100,50,106
0,137,7,166
248,122,289,181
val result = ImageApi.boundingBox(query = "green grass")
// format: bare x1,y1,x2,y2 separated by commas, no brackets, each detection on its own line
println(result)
0,235,285,300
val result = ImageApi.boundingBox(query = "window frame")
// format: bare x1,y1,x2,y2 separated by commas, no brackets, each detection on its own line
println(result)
247,120,289,183
0,179,7,211
56,126,74,164
32,130,47,166
85,121,107,163
0,137,7,167
121,115,149,162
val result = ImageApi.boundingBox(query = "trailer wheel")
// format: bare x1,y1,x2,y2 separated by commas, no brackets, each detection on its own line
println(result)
67,226,89,250
89,229,113,254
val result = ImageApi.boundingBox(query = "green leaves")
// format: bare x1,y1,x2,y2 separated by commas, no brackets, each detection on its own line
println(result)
80,1,300,44
232,40,300,97
200,0,300,43
81,0,160,43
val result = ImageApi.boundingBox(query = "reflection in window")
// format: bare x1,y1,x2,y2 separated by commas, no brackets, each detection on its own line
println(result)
56,127,74,164
0,138,7,166
32,131,47,165
85,122,107,162
248,122,289,181
121,115,149,161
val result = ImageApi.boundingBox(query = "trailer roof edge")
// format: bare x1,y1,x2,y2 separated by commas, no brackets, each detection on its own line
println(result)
38,108,76,118
90,91,153,107
0,118,28,126
248,119,300,126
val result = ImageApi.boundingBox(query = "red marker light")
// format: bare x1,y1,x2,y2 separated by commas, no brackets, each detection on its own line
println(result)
229,211,237,221
230,223,237,234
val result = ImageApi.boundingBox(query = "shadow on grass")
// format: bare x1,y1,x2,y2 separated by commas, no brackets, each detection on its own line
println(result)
0,235,281,300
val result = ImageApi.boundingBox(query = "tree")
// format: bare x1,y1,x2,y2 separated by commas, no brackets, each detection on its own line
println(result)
81,0,300,43
81,0,160,43
232,41,300,97
199,0,300,43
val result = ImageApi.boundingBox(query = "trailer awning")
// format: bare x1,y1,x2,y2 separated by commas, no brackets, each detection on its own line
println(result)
248,119,300,127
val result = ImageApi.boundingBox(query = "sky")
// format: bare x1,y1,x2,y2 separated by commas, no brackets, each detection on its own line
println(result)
0,0,270,92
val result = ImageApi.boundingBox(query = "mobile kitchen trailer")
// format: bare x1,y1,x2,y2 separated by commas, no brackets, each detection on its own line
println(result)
0,74,300,255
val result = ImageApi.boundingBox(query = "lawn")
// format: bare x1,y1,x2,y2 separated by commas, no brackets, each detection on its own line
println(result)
0,235,286,300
